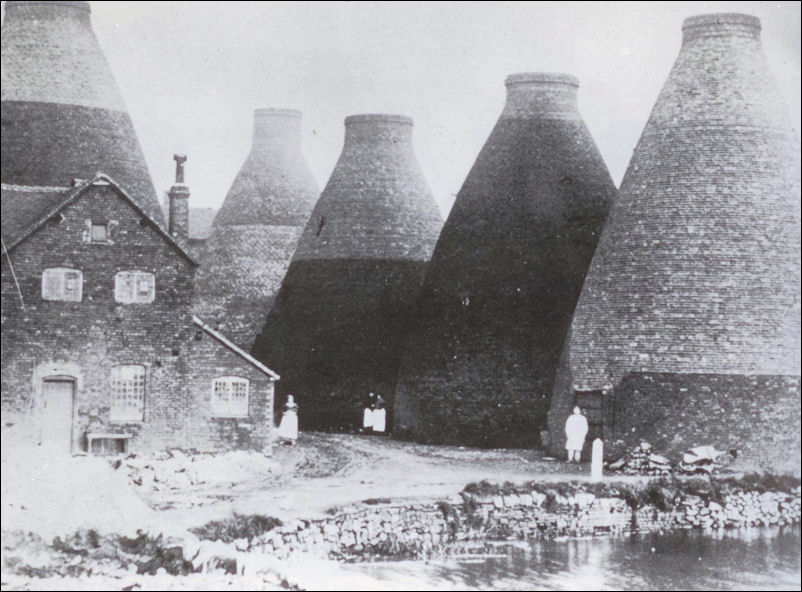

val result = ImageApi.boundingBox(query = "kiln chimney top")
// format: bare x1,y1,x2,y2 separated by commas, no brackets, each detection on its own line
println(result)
505,72,579,87
682,13,761,43
251,108,303,152
344,114,414,126
503,72,580,119
343,114,414,146
5,1,90,18
254,108,302,119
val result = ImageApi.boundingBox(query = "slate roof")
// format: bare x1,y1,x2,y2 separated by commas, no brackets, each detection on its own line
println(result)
192,316,280,380
1,184,70,248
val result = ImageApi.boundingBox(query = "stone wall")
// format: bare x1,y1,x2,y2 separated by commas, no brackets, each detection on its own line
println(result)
242,485,801,560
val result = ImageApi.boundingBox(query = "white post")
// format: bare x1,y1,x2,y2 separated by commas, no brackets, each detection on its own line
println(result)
591,438,604,481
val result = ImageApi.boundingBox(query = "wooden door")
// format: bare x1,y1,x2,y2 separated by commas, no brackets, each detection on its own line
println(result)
41,379,75,453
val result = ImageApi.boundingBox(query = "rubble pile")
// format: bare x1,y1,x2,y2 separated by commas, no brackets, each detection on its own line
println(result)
116,449,279,492
606,442,672,476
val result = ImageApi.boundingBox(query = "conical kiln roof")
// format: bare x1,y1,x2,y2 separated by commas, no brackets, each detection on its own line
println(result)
549,14,801,469
1,0,163,222
252,114,443,430
393,73,616,447
193,109,320,350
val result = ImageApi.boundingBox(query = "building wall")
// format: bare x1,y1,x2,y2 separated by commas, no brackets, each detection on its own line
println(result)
1,183,273,453
184,332,275,452
607,372,801,473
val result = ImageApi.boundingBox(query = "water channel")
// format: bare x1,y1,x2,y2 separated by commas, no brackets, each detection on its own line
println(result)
344,525,801,590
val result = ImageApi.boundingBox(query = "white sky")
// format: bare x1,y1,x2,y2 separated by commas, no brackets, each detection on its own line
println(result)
8,1,802,215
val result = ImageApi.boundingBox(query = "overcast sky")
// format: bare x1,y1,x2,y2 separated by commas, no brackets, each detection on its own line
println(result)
9,1,800,215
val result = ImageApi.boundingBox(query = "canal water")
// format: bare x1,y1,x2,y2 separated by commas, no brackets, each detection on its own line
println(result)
344,526,801,590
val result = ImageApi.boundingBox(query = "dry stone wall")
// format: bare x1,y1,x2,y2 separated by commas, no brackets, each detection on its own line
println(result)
240,486,802,560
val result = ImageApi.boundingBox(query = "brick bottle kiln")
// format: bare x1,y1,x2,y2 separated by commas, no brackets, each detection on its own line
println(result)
193,109,320,349
548,14,801,470
393,74,616,447
252,114,442,430
1,0,164,223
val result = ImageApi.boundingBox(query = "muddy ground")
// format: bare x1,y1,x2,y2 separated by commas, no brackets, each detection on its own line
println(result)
134,432,592,529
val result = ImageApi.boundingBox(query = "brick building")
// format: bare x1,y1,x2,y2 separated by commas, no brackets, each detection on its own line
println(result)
1,0,278,455
193,109,320,350
1,175,278,454
252,115,443,431
393,74,616,448
547,14,801,469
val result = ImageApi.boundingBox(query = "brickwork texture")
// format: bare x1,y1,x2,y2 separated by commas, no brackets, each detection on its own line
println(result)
0,0,164,223
548,14,801,468
1,181,274,453
252,115,442,431
193,109,319,350
393,74,616,447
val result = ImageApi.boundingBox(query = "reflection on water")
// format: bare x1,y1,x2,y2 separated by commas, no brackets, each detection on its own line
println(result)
346,526,801,591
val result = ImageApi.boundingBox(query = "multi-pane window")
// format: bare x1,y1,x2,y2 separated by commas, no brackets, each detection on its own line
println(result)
110,365,146,421
41,268,83,302
114,271,155,304
211,377,249,417
91,223,108,243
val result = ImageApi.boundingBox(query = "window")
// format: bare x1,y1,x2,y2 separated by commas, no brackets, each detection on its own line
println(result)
115,271,155,304
211,377,249,417
41,268,83,302
91,223,108,243
110,365,146,421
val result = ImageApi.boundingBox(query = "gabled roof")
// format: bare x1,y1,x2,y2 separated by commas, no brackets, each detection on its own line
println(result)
1,174,198,266
192,315,280,380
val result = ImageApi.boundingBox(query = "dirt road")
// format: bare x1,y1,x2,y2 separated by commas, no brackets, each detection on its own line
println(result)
145,433,590,529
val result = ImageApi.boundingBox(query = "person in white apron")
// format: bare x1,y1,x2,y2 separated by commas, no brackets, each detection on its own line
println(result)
372,394,387,434
362,392,376,432
278,395,299,445
564,406,588,462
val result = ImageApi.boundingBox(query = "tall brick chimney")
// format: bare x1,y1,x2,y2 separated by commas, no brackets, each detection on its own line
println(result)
192,109,320,350
393,73,616,448
252,114,443,431
548,14,801,468
1,0,165,223
168,154,189,240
